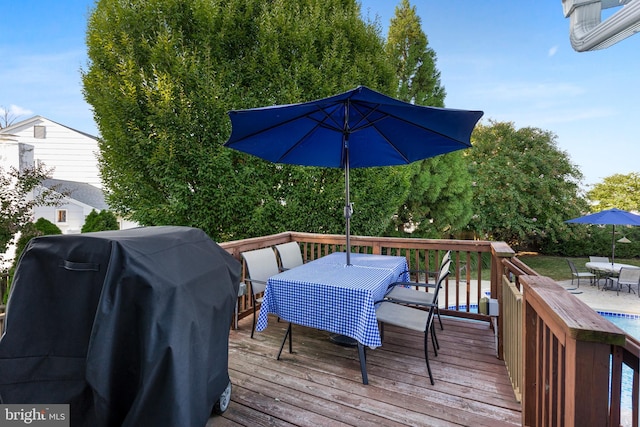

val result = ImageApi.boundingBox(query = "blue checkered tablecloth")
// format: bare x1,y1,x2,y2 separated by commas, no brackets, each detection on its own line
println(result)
255,253,408,348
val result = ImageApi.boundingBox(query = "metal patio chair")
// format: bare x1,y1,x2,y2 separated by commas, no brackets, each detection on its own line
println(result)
567,259,596,288
609,267,640,296
384,251,451,331
274,242,304,271
375,259,451,385
241,247,281,338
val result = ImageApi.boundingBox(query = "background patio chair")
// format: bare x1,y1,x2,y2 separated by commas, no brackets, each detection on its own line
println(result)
375,259,451,385
384,251,451,331
589,256,610,263
274,242,304,271
241,248,280,338
566,259,596,288
610,267,640,296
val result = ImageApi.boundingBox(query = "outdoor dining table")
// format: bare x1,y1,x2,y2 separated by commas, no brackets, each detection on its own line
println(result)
586,261,640,291
255,252,409,384
585,261,640,276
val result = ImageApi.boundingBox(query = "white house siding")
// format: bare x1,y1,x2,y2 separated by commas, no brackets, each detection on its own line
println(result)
0,140,34,172
34,202,87,234
0,116,101,188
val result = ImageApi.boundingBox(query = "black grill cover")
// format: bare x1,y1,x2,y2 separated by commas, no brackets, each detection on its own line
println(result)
0,226,240,427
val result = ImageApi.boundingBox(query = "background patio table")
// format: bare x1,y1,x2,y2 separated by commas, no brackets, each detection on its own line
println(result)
585,261,640,276
255,252,409,349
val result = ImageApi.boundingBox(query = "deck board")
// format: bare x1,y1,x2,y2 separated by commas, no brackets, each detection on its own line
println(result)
208,314,521,427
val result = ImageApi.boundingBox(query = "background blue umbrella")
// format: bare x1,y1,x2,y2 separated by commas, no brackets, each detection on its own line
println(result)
566,208,640,264
225,86,483,264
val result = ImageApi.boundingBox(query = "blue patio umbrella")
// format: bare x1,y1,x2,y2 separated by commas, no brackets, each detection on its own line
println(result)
566,208,640,264
224,86,483,264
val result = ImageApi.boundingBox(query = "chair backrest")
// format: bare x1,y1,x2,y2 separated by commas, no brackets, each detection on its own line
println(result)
566,259,578,274
590,256,610,263
432,259,452,302
274,242,304,270
618,268,640,284
440,251,452,269
240,248,280,295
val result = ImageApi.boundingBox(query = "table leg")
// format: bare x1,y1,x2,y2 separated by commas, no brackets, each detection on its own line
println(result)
277,323,292,360
357,343,368,385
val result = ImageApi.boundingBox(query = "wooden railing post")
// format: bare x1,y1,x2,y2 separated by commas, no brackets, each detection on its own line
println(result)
491,242,515,362
564,338,612,425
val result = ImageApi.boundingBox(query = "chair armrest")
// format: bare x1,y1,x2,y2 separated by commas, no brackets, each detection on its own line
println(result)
375,297,437,308
400,269,439,276
387,280,438,290
243,277,267,285
399,269,440,282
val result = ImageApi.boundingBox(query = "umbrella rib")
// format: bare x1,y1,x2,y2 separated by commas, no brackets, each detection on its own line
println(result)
346,103,409,163
273,105,345,164
352,101,472,147
349,102,470,164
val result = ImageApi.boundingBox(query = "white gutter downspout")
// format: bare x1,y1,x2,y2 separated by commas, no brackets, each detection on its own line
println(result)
563,0,640,51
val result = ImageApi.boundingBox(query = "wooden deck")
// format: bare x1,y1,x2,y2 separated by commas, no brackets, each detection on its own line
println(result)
207,314,521,427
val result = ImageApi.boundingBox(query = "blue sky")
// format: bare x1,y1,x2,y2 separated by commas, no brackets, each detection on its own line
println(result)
1,1,638,188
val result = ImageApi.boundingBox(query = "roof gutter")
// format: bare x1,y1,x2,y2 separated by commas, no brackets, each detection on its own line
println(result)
563,0,640,51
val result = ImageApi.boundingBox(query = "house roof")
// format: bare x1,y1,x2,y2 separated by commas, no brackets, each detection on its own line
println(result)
0,115,97,140
41,179,108,211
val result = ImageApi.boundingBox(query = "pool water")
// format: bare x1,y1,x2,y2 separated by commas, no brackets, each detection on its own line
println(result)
602,313,640,341
600,312,640,424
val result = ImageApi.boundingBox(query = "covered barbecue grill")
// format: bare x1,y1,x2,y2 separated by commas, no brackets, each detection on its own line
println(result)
0,226,240,427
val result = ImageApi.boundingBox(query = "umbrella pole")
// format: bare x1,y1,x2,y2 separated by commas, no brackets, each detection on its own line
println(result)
345,140,351,266
612,224,616,265
343,101,352,266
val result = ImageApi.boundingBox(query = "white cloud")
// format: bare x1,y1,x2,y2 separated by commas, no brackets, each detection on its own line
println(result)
7,105,33,116
548,46,558,57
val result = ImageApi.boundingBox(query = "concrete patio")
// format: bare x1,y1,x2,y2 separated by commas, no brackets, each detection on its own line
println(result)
557,278,640,315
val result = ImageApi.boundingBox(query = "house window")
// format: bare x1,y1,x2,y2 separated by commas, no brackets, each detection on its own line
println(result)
34,125,46,139
56,209,67,223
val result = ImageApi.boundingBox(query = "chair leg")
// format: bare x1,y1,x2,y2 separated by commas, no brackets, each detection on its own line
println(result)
436,307,443,330
277,323,292,360
251,304,257,339
431,325,439,355
424,331,434,385
357,343,368,385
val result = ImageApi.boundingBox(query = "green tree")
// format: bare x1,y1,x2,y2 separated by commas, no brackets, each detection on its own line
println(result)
385,0,445,106
384,0,471,237
83,0,402,241
0,165,66,256
468,121,588,251
587,172,640,211
82,209,119,233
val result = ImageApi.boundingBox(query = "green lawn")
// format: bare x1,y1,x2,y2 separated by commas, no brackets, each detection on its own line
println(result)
517,255,640,281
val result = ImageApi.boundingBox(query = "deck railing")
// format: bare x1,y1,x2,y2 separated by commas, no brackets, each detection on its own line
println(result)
502,257,639,427
502,274,523,403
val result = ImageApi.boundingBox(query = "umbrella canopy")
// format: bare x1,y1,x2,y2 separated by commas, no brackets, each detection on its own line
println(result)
566,208,640,264
225,86,484,264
